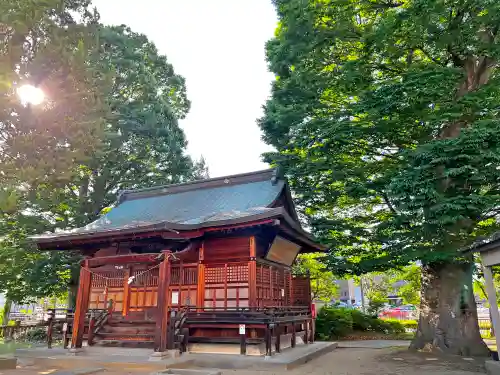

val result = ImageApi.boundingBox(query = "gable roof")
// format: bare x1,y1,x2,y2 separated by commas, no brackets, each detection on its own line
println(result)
32,169,323,250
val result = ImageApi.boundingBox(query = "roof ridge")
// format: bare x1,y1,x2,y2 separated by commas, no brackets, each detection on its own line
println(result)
117,168,277,204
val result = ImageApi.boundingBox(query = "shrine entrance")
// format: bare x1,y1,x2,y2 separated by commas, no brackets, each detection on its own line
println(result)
86,254,198,320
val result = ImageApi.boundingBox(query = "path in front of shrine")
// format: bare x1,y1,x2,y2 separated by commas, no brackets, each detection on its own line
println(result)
1,342,488,375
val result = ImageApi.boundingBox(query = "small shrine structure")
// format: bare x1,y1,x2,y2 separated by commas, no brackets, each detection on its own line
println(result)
32,169,324,355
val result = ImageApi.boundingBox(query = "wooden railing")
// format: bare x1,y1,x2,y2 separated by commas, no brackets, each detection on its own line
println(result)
166,307,189,352
46,306,112,348
167,305,313,356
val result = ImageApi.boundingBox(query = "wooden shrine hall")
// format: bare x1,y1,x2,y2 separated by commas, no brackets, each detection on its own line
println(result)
32,169,324,355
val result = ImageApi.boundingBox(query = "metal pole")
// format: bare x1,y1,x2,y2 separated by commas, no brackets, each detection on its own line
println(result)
483,264,500,352
360,277,366,313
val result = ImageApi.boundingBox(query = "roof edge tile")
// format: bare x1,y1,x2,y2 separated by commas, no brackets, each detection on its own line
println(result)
118,168,276,203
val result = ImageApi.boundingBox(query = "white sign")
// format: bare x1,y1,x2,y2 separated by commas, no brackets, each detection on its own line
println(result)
171,291,179,304
239,324,246,335
62,323,68,332
281,289,285,297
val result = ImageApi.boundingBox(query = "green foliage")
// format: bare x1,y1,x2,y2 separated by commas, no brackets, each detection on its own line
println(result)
315,306,353,340
392,266,421,306
315,306,404,340
16,327,47,343
261,0,500,272
383,319,418,330
0,1,207,303
294,253,338,301
367,298,386,316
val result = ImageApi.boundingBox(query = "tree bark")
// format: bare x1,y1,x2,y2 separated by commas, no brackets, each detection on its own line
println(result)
67,283,78,310
410,261,489,356
2,298,11,325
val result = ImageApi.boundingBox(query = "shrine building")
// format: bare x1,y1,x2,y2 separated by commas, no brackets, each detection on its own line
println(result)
32,169,324,355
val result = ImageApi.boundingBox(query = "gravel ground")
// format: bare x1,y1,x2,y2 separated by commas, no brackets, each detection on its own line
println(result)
221,348,487,375
0,347,488,375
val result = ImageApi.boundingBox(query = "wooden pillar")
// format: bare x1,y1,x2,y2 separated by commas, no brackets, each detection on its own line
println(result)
196,242,205,310
304,319,309,344
71,261,91,348
275,324,281,353
46,310,54,349
483,264,500,352
122,268,131,316
248,236,257,308
155,252,171,352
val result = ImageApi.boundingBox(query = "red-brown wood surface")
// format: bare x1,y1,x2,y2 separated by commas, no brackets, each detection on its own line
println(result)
196,242,205,309
248,236,257,307
71,261,91,348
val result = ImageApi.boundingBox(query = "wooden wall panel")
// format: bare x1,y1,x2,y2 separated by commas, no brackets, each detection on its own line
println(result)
204,263,249,308
204,237,251,261
256,262,288,307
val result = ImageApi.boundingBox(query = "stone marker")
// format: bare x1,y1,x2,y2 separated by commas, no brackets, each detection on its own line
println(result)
0,358,17,370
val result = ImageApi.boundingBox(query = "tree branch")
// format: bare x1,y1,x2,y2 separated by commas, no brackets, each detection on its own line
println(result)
380,191,398,215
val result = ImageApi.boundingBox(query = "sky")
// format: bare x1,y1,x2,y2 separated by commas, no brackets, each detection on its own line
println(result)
92,0,277,177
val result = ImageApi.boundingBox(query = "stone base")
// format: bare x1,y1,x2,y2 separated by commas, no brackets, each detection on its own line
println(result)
149,350,181,361
188,333,305,356
486,360,500,375
152,369,221,375
0,358,17,370
67,348,86,356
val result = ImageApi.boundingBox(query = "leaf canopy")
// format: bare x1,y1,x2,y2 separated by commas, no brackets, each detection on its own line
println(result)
260,0,500,274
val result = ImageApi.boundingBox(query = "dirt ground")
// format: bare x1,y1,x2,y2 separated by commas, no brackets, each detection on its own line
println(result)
1,347,488,375
220,348,487,375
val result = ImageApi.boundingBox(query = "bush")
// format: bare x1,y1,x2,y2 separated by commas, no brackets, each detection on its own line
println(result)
382,319,418,330
315,306,406,340
15,327,47,342
350,309,372,331
315,307,353,340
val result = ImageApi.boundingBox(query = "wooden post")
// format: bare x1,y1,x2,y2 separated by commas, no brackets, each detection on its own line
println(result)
249,236,257,308
62,320,69,349
196,242,205,311
240,332,246,355
122,268,131,316
46,310,54,349
71,262,91,348
107,299,114,323
304,320,309,345
291,323,296,348
275,324,281,353
265,325,272,356
87,312,96,346
483,264,500,352
155,252,171,352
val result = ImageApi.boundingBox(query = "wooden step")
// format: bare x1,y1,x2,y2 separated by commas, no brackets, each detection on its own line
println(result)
99,326,156,334
93,339,155,348
108,320,155,325
96,333,155,340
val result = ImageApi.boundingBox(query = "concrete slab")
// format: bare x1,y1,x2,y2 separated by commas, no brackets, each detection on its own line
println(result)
52,368,105,375
182,341,338,370
152,369,221,375
14,341,337,371
0,357,17,370
337,340,410,349
15,347,193,372
486,360,500,375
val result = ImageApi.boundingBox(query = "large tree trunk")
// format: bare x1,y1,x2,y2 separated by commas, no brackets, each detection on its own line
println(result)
410,261,489,356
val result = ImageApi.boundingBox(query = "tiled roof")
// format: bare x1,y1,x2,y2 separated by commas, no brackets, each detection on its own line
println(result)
32,169,306,243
